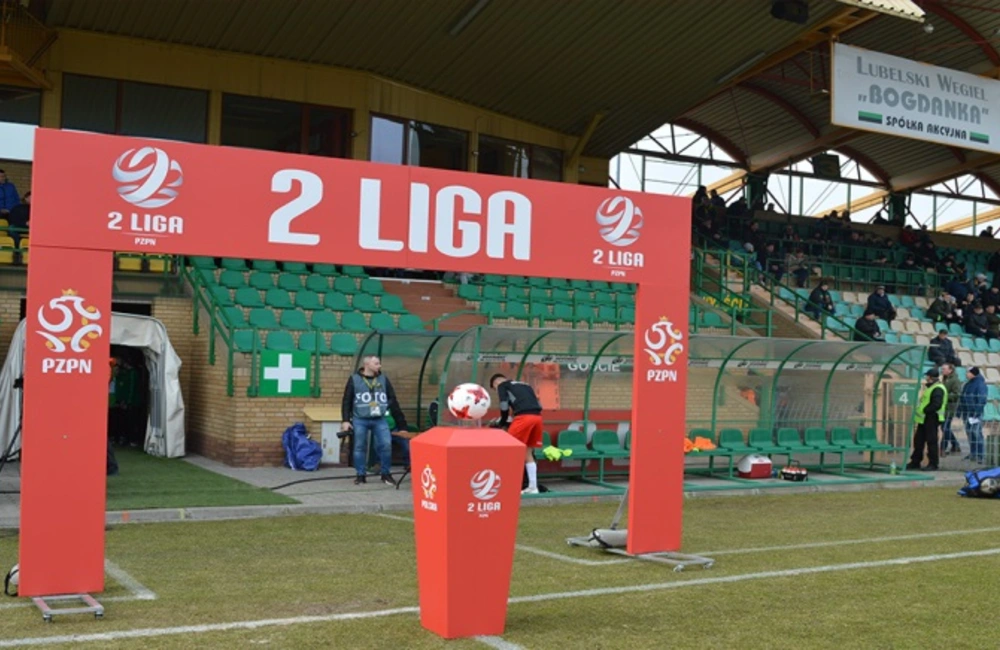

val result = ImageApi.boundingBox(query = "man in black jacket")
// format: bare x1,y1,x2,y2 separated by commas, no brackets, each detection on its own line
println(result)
928,330,960,367
965,303,990,339
907,368,947,472
866,286,896,325
340,355,409,485
805,281,833,320
853,310,883,342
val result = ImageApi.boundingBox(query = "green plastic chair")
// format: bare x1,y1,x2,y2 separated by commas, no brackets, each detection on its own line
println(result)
341,265,366,277
333,276,359,294
280,309,310,330
264,288,294,310
340,311,369,332
265,331,296,351
370,313,395,330
282,262,308,274
220,258,248,271
208,286,233,307
294,290,324,311
248,271,275,291
277,273,303,292
234,287,264,308
232,330,261,353
219,270,245,289
360,278,385,295
717,429,754,454
312,263,338,276
251,259,279,273
352,293,380,313
248,308,279,330
298,331,332,355
304,274,330,293
310,311,340,332
222,306,246,328
330,333,359,356
323,292,351,312
380,294,407,314
398,314,425,331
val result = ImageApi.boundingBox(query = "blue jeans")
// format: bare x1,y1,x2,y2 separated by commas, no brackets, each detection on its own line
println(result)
352,417,392,476
941,413,959,451
965,418,984,461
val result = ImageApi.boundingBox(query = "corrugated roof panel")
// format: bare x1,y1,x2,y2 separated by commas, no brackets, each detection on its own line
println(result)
850,134,955,178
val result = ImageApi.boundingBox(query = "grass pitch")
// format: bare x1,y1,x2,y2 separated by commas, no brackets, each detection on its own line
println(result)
105,449,297,511
1,486,997,649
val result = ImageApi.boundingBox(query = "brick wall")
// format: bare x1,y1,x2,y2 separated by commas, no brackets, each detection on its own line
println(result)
0,292,22,362
0,161,32,197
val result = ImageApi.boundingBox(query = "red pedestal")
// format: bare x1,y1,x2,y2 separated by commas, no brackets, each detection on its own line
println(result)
410,427,525,639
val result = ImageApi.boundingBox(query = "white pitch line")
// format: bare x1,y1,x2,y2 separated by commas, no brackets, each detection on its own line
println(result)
2,547,999,647
692,525,1000,557
475,636,527,650
104,560,157,601
374,513,627,566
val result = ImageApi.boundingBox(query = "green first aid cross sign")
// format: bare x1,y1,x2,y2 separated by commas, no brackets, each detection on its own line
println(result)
259,351,312,397
893,384,917,406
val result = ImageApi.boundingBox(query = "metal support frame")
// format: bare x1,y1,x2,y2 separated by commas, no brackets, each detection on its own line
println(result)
32,594,104,623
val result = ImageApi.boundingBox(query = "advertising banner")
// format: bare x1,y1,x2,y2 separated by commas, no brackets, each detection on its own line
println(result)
20,246,113,596
832,43,1000,154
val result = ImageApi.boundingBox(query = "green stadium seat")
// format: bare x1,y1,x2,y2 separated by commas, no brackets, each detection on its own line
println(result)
380,294,407,314
749,428,792,462
528,287,551,304
341,265,366,277
195,268,217,285
549,278,569,289
593,291,615,306
370,313,395,330
220,270,245,289
554,430,602,473
701,312,724,328
591,430,628,458
507,275,528,287
989,385,1000,402
282,262,308,274
855,427,896,451
619,307,635,324
502,301,529,319
251,259,279,272
232,330,261,353
551,288,572,303
323,291,351,312
596,305,617,323
803,427,845,472
248,308,279,329
333,276,359,294
266,331,296,351
360,278,385,295
189,256,217,269
221,258,248,271
975,338,991,353
298,331,332,355
611,282,635,294
304,274,329,293
570,279,590,291
265,288,294,309
280,309,310,330
222,306,246,328
277,273,303,291
830,428,868,452
527,277,548,288
457,285,480,301
553,303,573,321
776,428,813,454
352,293,380,313
340,311,369,332
529,303,551,320
209,286,233,307
533,431,555,460
330,333,359,356
312,263,338,276
479,300,503,317
717,429,754,454
294,290,324,311
482,285,505,301
573,304,595,323
310,311,340,331
506,286,529,301
398,314,425,331
483,274,505,285
234,287,264,308
248,271,275,291
591,280,610,292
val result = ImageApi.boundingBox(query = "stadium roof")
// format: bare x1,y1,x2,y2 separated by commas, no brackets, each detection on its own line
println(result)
31,0,1000,194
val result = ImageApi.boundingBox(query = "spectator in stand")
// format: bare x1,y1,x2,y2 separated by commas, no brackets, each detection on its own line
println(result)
900,225,919,248
988,250,1000,289
927,292,962,326
983,286,1000,310
805,281,834,320
872,251,889,266
939,363,963,457
0,170,19,218
866,286,896,325
928,329,961,367
985,304,1000,340
8,191,29,247
980,226,995,238
945,276,971,306
853,310,883,342
694,215,725,247
957,367,987,463
785,247,810,288
757,242,783,282
966,303,991,339
709,189,726,210
973,273,990,298
872,210,890,225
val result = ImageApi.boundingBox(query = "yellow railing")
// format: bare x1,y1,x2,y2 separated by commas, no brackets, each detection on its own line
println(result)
0,0,56,68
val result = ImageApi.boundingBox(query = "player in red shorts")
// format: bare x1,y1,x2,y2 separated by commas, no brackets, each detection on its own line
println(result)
489,373,544,494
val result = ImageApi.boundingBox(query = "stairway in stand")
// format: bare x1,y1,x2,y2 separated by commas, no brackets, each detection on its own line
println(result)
382,279,487,332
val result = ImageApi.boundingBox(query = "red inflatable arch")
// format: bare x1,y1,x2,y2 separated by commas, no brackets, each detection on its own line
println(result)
20,129,690,596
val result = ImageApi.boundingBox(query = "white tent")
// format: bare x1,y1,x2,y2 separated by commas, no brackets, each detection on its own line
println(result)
0,313,185,458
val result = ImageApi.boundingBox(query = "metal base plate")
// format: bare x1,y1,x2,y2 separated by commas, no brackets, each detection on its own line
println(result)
32,594,104,623
567,534,715,572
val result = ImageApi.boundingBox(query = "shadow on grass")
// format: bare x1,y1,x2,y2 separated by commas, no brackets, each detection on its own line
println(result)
107,448,298,511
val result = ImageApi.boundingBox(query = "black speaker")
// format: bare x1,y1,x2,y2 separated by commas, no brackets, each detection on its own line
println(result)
771,0,809,25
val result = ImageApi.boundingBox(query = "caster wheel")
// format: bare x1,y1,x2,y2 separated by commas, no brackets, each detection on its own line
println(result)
43,617,52,624
95,613,104,619
705,563,714,570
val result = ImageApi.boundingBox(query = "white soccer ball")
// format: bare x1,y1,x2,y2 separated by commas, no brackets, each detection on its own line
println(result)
5,563,18,588
447,383,491,421
980,477,999,496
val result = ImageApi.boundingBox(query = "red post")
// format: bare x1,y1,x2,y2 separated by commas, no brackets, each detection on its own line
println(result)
410,427,525,639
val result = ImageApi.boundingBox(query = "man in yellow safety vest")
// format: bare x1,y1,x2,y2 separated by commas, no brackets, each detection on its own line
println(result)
906,367,948,472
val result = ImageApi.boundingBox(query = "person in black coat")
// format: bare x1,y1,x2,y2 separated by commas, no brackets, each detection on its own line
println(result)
805,281,834,320
853,310,883,342
964,303,990,338
866,286,896,324
928,330,960,366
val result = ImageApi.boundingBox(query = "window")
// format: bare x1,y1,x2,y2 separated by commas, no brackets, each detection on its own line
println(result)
221,95,351,158
61,74,209,143
0,86,42,125
477,135,563,181
370,116,468,171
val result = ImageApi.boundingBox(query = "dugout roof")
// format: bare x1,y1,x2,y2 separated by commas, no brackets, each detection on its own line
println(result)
31,0,1000,194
